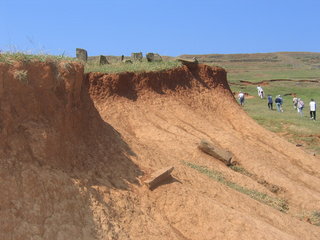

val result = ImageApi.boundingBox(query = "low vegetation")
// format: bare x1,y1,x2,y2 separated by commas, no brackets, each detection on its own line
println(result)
311,211,320,226
298,211,320,226
84,59,181,74
229,164,254,178
183,161,289,212
0,52,76,64
13,70,28,84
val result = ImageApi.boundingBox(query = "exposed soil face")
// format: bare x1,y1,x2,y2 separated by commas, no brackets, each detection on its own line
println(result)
88,64,229,101
1,63,320,239
0,62,142,239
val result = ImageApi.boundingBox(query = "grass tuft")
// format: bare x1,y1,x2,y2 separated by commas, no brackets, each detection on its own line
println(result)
229,165,255,178
298,210,320,226
310,211,320,226
14,70,28,84
183,161,289,212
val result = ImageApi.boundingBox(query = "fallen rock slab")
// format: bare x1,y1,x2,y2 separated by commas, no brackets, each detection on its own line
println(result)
144,166,174,189
198,139,233,166
131,52,143,61
176,57,198,65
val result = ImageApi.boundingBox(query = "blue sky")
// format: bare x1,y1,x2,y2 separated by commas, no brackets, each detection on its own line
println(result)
1,0,319,57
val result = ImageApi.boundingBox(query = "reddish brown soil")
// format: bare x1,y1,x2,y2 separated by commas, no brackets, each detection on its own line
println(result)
1,62,320,239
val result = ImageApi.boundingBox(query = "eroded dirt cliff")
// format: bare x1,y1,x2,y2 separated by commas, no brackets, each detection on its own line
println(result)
1,61,320,239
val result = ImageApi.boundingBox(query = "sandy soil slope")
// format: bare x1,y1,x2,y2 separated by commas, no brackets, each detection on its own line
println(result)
0,61,319,239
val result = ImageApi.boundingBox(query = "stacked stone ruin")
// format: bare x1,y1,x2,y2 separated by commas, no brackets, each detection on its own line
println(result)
131,52,143,62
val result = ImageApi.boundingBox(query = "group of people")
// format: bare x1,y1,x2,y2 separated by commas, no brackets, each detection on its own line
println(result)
292,97,305,116
237,85,317,120
267,94,284,112
292,97,316,120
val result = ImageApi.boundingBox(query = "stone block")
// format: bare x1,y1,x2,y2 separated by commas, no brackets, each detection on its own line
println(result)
198,139,233,166
76,48,88,62
144,166,174,189
99,55,109,65
131,52,143,61
146,53,162,62
176,57,199,66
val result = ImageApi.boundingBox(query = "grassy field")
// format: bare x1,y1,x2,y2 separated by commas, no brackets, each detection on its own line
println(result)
227,68,320,82
230,80,320,154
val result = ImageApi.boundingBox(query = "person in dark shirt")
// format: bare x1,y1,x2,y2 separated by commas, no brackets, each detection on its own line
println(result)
267,95,273,110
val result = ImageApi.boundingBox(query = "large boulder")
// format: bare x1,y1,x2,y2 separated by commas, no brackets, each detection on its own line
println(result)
131,52,143,62
76,48,88,62
146,53,162,62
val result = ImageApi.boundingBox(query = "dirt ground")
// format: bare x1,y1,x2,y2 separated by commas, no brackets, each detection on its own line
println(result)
0,62,320,239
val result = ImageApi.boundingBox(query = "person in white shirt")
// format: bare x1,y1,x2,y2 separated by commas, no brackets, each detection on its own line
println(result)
257,86,262,98
238,92,245,106
309,99,316,120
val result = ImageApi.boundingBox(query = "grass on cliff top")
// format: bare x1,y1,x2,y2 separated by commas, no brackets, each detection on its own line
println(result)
0,52,77,64
84,59,182,74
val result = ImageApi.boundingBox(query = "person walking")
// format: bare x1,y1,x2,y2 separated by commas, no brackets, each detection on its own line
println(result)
297,98,304,116
267,95,273,110
309,99,316,120
275,95,281,112
275,95,283,112
238,92,245,106
293,96,298,109
279,95,284,112
260,87,264,99
257,85,264,99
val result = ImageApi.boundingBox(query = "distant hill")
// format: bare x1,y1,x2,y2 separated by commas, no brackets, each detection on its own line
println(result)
178,52,320,70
